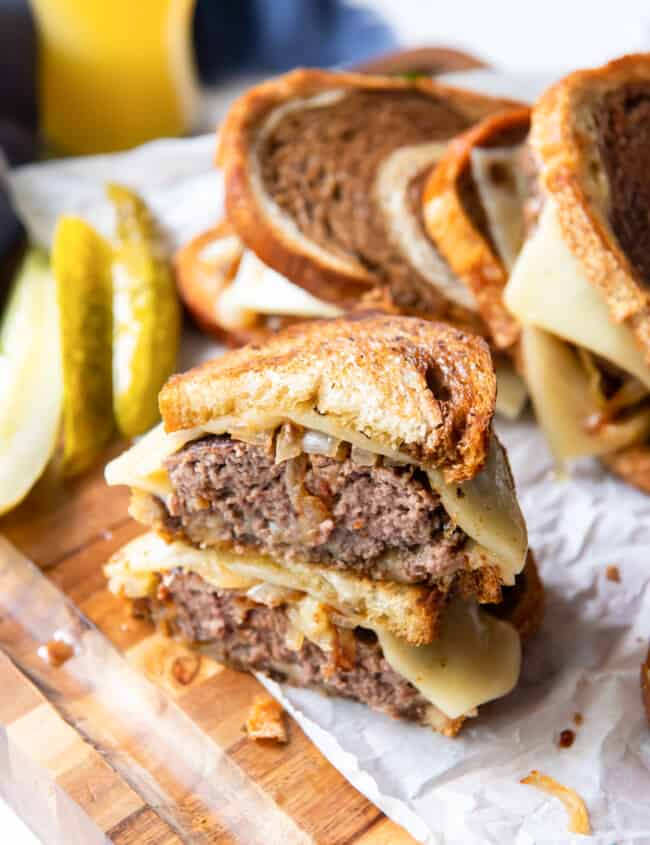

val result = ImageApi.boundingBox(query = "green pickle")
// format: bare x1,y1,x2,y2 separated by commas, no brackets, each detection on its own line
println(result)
107,183,180,437
52,217,114,477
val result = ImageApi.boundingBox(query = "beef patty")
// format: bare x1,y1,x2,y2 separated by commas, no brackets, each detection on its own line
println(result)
258,90,472,311
164,436,468,584
597,84,650,288
151,571,432,724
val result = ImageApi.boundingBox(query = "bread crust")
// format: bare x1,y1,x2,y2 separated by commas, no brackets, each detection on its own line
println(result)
600,442,650,493
423,107,530,351
160,315,496,483
216,68,521,308
529,53,650,363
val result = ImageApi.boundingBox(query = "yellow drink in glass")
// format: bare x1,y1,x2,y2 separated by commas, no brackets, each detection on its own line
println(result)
30,0,199,154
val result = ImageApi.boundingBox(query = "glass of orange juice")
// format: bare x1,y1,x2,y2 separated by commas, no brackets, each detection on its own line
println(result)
30,0,199,155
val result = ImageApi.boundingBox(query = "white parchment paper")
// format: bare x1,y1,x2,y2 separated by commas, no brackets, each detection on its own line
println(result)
6,72,650,845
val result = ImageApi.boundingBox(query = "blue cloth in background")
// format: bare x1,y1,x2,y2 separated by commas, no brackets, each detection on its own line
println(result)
193,0,396,81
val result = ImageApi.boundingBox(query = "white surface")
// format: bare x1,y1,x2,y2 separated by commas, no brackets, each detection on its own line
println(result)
0,799,40,845
356,0,650,73
5,68,650,844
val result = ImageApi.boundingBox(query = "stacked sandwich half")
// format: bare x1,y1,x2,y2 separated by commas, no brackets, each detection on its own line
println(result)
105,315,542,735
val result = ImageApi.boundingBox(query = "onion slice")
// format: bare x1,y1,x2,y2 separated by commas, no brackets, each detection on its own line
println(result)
275,422,303,463
521,770,591,835
302,429,342,458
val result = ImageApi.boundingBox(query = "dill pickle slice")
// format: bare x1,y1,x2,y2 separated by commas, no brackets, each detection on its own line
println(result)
0,248,62,513
52,216,114,477
107,183,180,438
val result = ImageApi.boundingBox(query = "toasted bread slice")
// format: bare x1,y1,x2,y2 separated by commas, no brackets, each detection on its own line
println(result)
159,314,496,482
217,68,520,325
424,108,530,350
529,54,650,361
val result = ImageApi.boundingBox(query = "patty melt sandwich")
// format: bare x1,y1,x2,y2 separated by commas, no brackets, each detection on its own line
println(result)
501,55,650,489
105,315,542,735
175,69,527,416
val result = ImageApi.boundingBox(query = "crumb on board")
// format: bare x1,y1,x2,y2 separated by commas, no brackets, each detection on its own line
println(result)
246,694,288,744
605,565,621,583
38,638,75,668
171,653,201,685
573,712,583,727
521,770,591,835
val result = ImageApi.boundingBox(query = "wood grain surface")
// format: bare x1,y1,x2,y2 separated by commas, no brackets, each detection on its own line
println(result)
0,444,417,844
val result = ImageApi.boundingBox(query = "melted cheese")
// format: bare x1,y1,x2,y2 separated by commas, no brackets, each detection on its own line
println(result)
495,365,528,420
217,249,342,330
505,200,650,389
377,598,520,719
107,531,521,720
106,414,528,585
521,325,650,461
470,146,527,272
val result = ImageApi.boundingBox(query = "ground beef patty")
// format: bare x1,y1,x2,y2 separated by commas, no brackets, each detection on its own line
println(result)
259,90,472,311
597,84,650,288
164,436,467,584
151,571,431,724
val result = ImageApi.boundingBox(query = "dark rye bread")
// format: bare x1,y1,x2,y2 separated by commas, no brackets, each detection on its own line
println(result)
160,315,497,484
424,108,530,351
529,53,650,362
143,552,543,736
216,69,520,326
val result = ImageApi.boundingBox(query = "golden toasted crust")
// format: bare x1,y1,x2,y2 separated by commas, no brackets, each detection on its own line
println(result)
424,108,530,351
600,442,650,493
216,67,521,308
529,53,650,363
159,315,496,482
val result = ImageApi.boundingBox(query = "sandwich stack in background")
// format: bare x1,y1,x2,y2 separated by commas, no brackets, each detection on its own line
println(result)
104,315,543,735
425,55,650,492
174,69,529,418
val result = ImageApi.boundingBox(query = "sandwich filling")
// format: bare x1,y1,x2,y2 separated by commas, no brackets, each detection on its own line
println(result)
106,400,529,728
163,435,469,584
109,531,524,730
506,199,650,461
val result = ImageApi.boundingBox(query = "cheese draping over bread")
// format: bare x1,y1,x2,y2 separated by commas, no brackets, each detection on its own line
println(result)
506,201,650,388
505,200,650,461
106,531,521,720
106,416,528,586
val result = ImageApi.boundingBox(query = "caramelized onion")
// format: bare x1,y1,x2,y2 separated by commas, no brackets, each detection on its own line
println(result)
230,427,273,451
521,770,591,835
246,583,302,608
350,445,379,466
275,422,303,463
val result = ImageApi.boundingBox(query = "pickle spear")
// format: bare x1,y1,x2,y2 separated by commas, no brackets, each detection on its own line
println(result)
107,183,180,437
0,249,62,514
52,216,114,477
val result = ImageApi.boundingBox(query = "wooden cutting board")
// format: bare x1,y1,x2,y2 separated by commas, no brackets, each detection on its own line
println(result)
0,444,417,845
